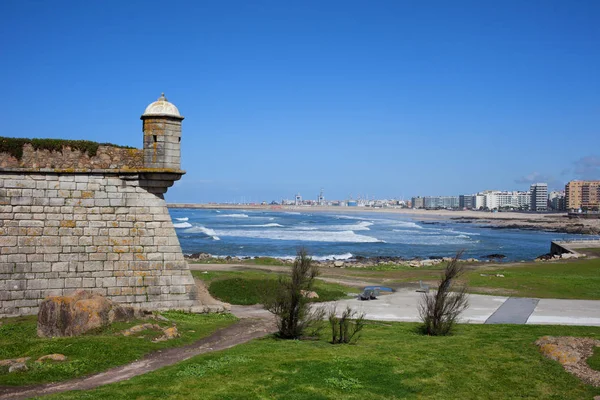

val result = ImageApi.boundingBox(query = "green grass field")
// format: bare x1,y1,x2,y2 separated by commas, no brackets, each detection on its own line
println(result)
0,312,237,386
465,258,600,299
192,270,358,305
42,322,600,400
327,257,600,300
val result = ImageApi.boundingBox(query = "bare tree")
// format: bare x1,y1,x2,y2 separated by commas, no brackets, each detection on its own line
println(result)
264,248,325,339
328,305,365,344
418,251,469,336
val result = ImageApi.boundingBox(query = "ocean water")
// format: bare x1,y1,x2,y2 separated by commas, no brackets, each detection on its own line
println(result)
169,208,597,261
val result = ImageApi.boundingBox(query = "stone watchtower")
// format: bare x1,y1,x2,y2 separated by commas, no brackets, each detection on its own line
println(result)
141,93,184,170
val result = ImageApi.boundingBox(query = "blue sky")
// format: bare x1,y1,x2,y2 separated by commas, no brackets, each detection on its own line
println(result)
1,0,599,203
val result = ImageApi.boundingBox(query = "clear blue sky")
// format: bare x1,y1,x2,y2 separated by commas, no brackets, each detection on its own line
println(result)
1,0,599,203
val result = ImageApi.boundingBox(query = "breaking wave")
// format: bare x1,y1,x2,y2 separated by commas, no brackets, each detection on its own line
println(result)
218,213,249,218
183,225,220,240
297,221,373,231
238,223,284,228
173,222,192,228
175,217,189,221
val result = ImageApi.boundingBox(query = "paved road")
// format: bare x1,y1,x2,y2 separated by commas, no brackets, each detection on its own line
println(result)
324,289,600,326
191,263,600,326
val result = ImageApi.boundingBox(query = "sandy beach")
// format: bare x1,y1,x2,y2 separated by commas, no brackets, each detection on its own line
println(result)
168,204,600,235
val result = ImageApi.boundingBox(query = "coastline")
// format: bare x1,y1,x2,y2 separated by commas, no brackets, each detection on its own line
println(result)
168,203,600,235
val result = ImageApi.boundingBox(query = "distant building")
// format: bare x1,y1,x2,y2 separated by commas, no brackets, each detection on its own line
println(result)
294,193,302,206
317,189,325,206
548,191,565,211
565,180,600,211
473,194,486,210
471,190,530,210
530,183,548,212
459,195,473,209
411,196,424,209
423,196,459,209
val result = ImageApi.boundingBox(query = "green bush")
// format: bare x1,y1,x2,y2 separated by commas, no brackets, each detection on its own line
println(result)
0,136,134,160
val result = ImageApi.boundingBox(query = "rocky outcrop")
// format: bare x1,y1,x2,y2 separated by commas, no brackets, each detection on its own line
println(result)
37,290,148,338
536,336,600,387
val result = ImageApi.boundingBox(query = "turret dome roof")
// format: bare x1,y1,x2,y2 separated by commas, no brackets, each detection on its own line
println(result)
142,93,182,118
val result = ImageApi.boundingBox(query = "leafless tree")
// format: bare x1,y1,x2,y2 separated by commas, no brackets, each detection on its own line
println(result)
418,251,469,335
264,248,325,339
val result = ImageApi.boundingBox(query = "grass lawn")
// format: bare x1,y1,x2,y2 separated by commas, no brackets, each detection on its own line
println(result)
192,270,358,305
465,258,600,299
324,258,600,300
588,346,600,372
0,312,237,386
43,322,600,399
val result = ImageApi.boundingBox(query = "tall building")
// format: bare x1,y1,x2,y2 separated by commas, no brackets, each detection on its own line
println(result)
459,195,474,209
565,180,600,211
548,191,566,211
530,183,548,212
411,196,424,209
473,194,486,210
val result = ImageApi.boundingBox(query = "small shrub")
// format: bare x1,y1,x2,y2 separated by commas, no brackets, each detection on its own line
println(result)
328,306,365,344
418,251,469,336
263,248,325,339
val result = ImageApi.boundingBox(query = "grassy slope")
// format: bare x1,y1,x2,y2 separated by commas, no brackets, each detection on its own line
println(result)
192,270,358,305
44,323,600,400
466,258,600,299
332,258,600,300
0,312,237,386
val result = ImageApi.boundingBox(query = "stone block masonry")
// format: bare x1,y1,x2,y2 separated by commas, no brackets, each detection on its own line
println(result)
0,171,199,317
0,94,202,318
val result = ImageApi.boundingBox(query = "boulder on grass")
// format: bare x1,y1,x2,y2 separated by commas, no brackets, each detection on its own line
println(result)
37,290,147,338
37,354,67,362
9,363,28,373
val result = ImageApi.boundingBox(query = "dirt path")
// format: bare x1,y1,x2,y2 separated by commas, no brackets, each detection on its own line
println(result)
0,313,276,400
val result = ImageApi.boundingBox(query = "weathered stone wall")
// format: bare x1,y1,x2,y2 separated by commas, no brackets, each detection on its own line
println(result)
0,171,198,318
0,144,143,170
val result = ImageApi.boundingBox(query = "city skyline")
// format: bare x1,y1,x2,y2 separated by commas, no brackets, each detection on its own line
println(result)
1,1,599,203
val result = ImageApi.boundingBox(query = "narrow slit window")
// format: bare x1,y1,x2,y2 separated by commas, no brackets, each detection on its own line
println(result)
153,135,157,142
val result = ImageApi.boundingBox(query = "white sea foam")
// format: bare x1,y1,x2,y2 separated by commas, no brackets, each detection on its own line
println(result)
183,226,220,240
313,253,354,261
175,217,189,221
284,211,301,215
445,229,480,236
218,213,249,218
238,223,284,228
173,222,192,228
334,215,370,220
274,253,355,261
298,221,373,231
214,229,383,243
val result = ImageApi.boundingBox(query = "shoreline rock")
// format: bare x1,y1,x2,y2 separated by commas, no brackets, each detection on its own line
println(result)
184,254,483,268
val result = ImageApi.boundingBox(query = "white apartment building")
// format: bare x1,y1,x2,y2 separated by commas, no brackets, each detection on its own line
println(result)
471,190,531,210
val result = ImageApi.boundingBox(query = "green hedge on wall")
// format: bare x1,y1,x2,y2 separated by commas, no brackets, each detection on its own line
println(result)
0,137,135,160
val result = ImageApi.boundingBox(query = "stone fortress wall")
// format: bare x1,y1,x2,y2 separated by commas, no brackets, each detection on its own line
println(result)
0,94,201,318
